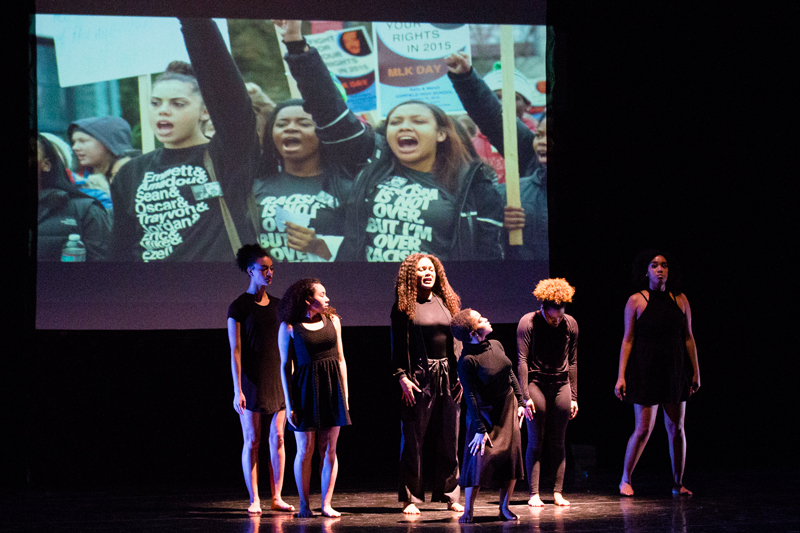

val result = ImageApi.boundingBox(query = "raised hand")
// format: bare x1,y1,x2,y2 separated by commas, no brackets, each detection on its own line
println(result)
273,20,302,42
445,51,472,75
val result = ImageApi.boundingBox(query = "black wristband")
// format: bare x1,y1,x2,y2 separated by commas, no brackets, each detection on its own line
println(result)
284,38,308,55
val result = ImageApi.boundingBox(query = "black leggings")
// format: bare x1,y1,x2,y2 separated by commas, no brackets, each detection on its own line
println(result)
525,379,571,495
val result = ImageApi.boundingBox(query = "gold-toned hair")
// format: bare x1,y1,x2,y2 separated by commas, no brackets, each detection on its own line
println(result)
394,253,461,321
532,278,575,306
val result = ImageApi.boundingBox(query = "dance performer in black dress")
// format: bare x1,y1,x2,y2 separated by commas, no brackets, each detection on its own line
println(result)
278,279,350,517
615,250,700,496
228,244,294,514
391,253,464,514
517,278,579,507
452,309,534,523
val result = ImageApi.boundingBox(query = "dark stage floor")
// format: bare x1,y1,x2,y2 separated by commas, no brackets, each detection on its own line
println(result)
2,471,799,532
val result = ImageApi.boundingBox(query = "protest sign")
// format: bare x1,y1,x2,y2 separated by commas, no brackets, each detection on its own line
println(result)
36,15,230,88
306,27,377,114
373,23,471,116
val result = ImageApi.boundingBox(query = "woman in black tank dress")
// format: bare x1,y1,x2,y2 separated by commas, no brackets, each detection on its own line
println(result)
278,278,350,518
228,244,294,514
614,250,701,496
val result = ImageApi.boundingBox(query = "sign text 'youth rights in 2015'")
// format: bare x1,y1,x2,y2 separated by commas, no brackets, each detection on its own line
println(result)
373,23,471,117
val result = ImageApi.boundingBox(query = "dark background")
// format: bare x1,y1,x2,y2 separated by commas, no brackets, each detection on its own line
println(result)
4,0,796,493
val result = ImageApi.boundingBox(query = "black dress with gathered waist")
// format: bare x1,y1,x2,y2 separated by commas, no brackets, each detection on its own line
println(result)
290,316,350,431
625,290,691,405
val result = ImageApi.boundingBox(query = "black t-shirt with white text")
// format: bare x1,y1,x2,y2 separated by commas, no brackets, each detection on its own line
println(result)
253,171,350,262
364,166,456,262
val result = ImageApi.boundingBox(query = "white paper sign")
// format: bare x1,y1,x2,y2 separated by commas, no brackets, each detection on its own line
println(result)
35,15,230,88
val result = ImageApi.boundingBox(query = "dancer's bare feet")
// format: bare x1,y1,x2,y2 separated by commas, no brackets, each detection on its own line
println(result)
672,485,692,496
271,498,295,512
553,492,570,506
458,510,474,523
295,503,315,518
619,482,634,496
527,494,544,507
247,500,262,514
499,506,519,520
402,502,421,515
321,505,341,517
447,502,464,512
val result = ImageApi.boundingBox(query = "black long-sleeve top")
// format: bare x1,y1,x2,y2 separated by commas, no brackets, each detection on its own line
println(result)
283,40,374,174
458,339,525,434
516,311,578,402
447,67,539,176
390,294,460,394
111,18,258,261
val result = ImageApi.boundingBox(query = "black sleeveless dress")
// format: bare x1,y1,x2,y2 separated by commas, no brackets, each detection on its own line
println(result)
290,316,351,431
625,290,691,405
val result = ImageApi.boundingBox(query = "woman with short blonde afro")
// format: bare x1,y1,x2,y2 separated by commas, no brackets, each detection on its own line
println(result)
516,278,579,507
391,253,465,515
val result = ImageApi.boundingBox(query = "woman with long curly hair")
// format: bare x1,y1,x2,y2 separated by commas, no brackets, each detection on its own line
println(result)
516,278,579,507
615,250,700,497
391,253,464,514
278,278,350,517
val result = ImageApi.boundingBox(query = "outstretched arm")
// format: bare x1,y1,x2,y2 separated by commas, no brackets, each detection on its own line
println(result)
332,315,349,408
227,317,246,414
458,357,494,456
516,316,533,402
679,294,700,395
275,20,374,174
615,295,641,401
446,52,536,171
278,322,298,428
391,304,422,406
179,18,257,154
568,319,579,418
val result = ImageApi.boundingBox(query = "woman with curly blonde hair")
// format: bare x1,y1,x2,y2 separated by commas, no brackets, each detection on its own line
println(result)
391,253,464,515
516,278,579,507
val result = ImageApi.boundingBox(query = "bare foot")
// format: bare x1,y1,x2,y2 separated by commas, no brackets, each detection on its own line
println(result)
321,505,341,518
447,502,464,512
553,492,570,506
619,482,634,497
499,507,519,520
672,485,693,496
527,494,544,507
247,501,262,514
458,510,474,523
402,502,421,515
295,503,315,518
271,499,295,512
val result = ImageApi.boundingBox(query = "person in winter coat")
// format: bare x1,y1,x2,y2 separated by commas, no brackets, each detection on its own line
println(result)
37,133,111,261
68,116,139,210
274,20,503,262
446,52,548,264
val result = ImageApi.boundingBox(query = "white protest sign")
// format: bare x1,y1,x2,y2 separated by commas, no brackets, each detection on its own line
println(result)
36,15,230,88
373,23,471,117
305,27,377,113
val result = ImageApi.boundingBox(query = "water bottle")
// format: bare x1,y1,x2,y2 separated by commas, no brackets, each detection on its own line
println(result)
61,234,86,262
